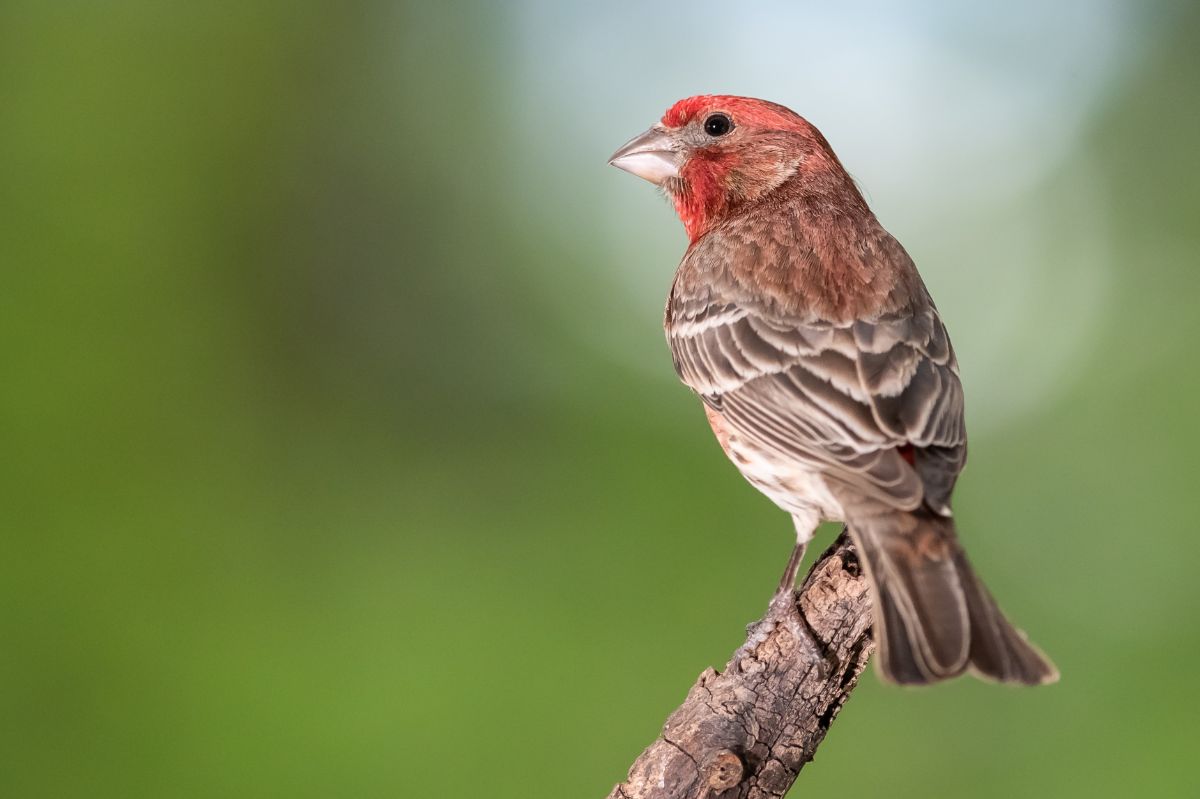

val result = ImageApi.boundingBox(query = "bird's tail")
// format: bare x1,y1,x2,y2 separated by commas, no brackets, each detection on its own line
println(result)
847,507,1058,686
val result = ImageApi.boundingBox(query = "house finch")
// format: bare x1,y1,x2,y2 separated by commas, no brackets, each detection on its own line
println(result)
609,96,1057,685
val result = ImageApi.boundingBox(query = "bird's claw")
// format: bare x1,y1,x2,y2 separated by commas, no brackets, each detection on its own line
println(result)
733,587,825,666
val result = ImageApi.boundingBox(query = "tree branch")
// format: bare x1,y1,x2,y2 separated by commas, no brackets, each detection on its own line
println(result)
607,531,874,799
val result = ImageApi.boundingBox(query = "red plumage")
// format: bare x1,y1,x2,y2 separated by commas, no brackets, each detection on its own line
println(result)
610,96,1057,686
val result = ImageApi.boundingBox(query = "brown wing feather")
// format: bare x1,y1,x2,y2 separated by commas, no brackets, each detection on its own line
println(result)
667,225,967,514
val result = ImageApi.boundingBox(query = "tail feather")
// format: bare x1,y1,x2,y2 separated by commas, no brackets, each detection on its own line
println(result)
848,509,1058,686
955,548,1060,685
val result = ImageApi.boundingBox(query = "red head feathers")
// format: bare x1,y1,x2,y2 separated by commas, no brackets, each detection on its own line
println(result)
611,95,855,241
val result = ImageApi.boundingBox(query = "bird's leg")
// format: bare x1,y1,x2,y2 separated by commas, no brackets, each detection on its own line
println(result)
734,520,826,665
774,539,808,599
764,539,807,625
761,537,829,660
770,512,819,615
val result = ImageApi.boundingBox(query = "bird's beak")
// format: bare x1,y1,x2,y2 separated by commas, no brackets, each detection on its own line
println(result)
608,126,681,185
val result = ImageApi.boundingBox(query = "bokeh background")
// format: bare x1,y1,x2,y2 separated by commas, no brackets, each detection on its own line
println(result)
4,1,1199,796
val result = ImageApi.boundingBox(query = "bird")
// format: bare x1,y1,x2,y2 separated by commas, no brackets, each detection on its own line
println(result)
608,95,1057,685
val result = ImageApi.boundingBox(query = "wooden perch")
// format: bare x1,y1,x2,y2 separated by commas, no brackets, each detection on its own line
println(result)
607,531,874,799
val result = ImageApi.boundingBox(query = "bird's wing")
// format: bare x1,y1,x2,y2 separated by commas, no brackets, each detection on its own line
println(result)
667,277,966,514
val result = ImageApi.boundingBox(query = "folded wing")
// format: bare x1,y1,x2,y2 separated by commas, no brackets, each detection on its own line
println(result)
667,270,966,513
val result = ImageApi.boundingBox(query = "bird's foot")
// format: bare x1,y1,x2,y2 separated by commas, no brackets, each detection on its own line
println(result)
732,587,826,667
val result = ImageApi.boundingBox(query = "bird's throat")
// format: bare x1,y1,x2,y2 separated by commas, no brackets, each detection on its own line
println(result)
673,156,736,242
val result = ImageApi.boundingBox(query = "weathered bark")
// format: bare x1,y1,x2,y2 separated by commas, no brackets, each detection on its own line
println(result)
607,532,874,799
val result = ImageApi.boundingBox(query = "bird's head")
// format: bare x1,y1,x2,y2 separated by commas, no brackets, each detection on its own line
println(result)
609,95,847,241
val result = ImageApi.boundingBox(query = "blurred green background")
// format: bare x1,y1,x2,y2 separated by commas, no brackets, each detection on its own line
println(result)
3,1,1198,796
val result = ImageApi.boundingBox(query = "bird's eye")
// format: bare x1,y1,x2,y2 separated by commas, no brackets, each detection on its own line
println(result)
703,113,733,137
